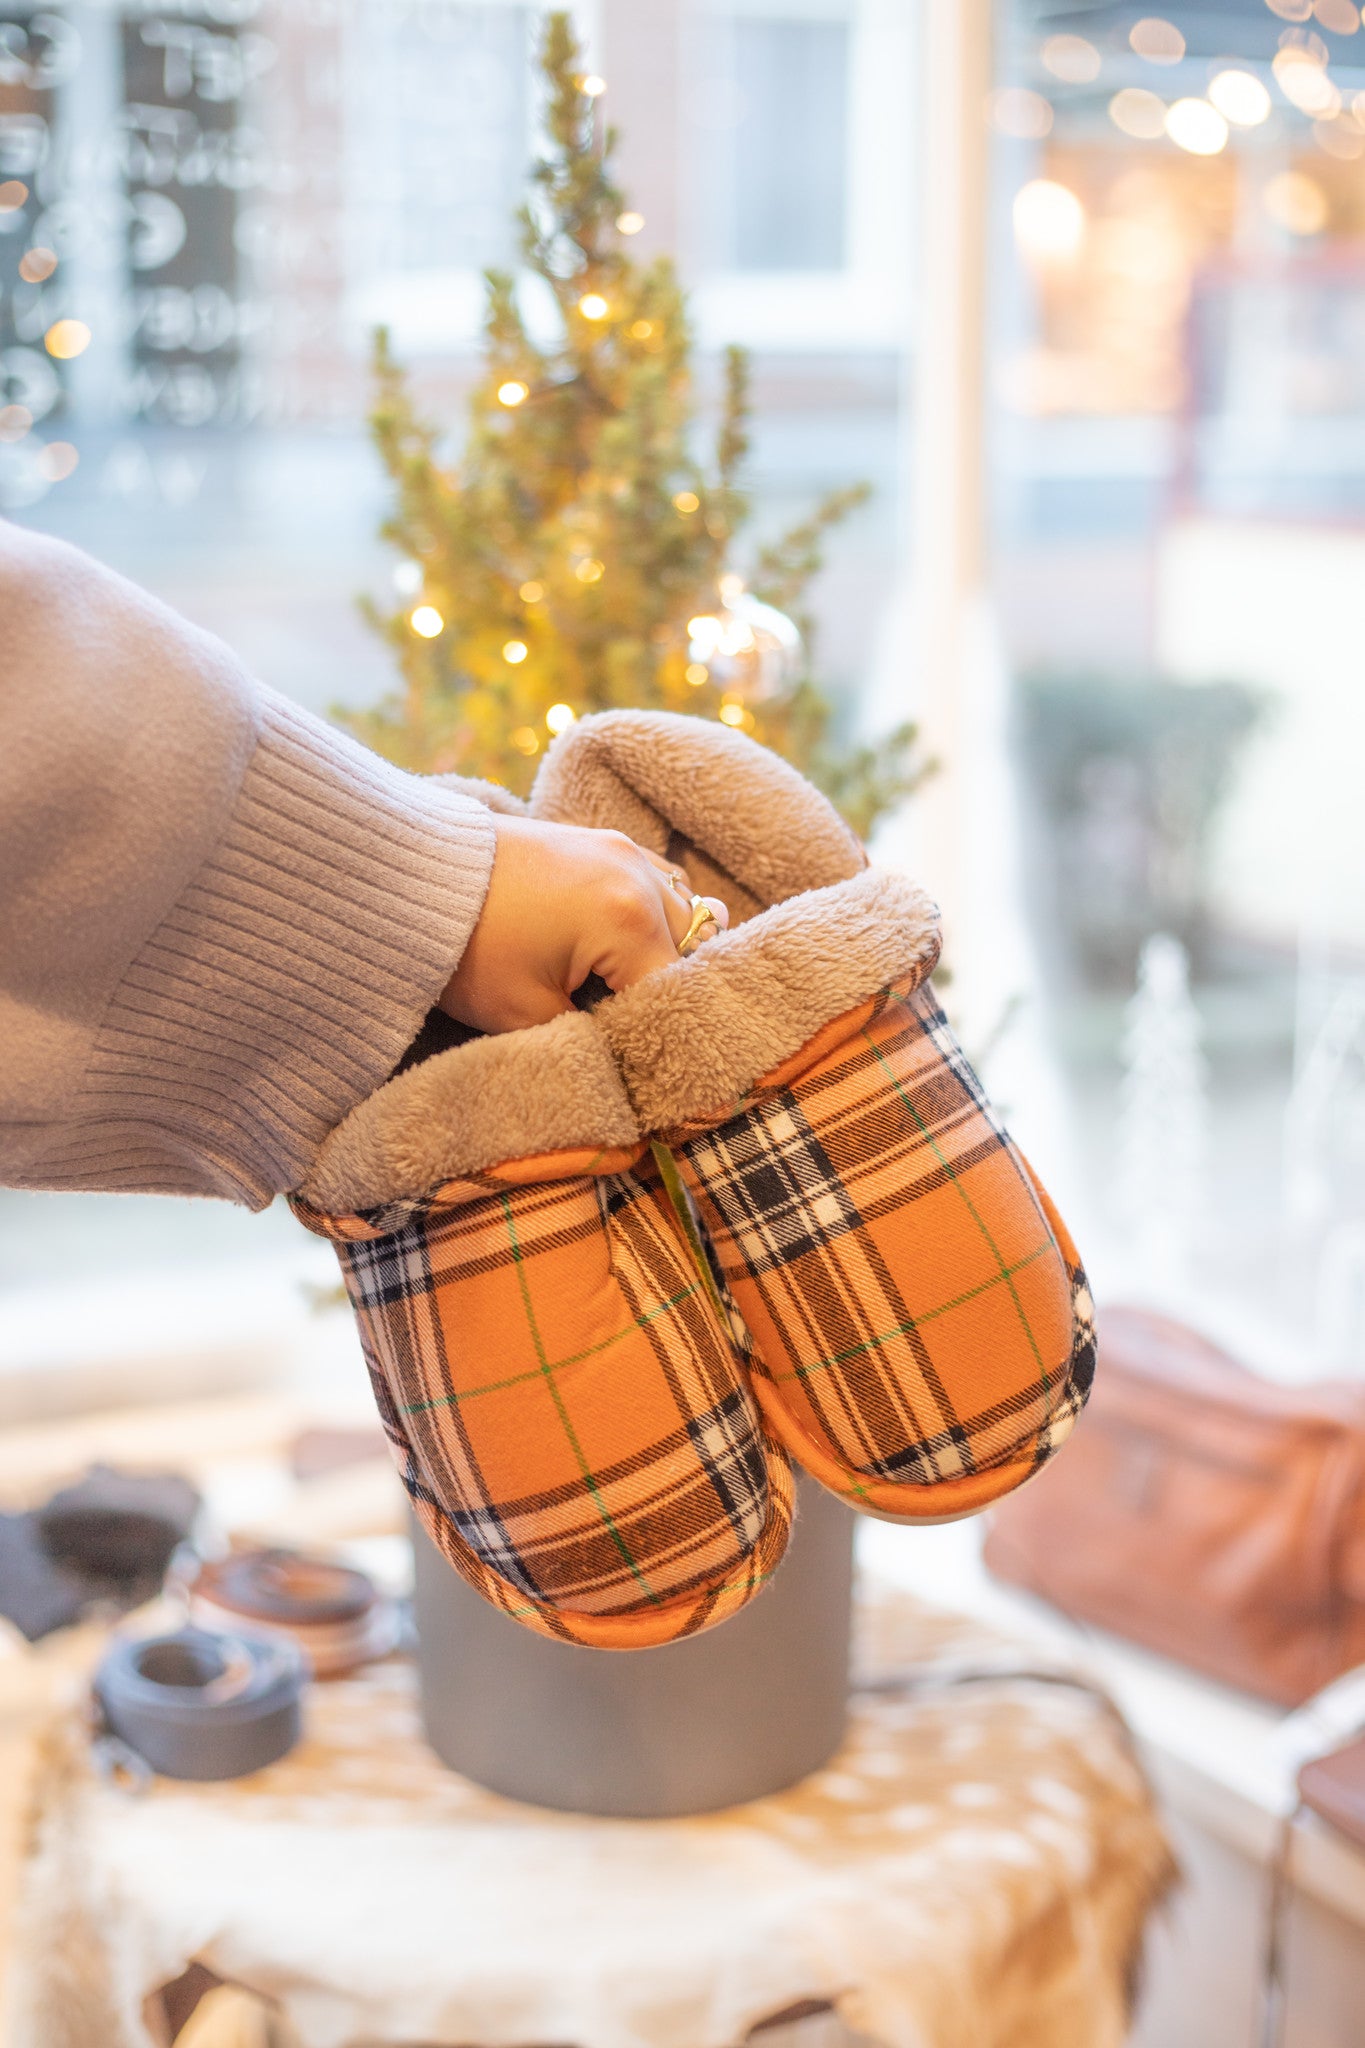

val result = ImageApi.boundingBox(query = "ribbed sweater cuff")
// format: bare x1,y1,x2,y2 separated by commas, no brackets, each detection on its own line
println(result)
72,694,497,1208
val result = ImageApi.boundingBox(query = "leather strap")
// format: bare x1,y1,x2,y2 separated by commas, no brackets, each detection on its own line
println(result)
189,1549,396,1679
94,1626,303,1782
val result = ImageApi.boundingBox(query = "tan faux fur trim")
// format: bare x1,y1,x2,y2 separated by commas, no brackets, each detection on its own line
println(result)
598,868,941,1132
297,1008,637,1216
298,866,938,1213
530,711,865,916
431,773,529,816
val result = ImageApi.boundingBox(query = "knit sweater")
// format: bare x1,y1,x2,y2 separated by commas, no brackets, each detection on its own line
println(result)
0,521,497,1208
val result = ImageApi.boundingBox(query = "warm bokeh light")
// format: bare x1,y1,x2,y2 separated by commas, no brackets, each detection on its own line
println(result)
685,662,709,685
37,441,78,481
511,727,540,756
1041,34,1101,82
410,605,444,638
1130,17,1186,62
673,490,700,513
574,557,604,583
1165,98,1230,154
1208,69,1273,125
1313,0,1359,32
44,319,91,360
392,560,423,595
987,87,1054,139
1274,38,1339,116
1316,112,1365,155
18,247,57,283
629,319,655,340
497,380,528,406
546,703,576,735
615,211,644,234
0,405,31,444
0,179,26,211
719,572,745,602
718,703,747,728
1108,87,1168,138
1264,168,1330,232
577,293,609,320
502,639,528,664
1266,0,1313,18
1013,179,1086,264
519,580,544,602
581,74,606,96
687,613,723,647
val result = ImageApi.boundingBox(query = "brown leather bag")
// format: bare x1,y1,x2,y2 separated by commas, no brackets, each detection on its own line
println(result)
983,1307,1365,1707
1298,1735,1365,1848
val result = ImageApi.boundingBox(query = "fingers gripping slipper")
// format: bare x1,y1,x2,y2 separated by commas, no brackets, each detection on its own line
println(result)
292,1010,793,1647
539,713,1096,1524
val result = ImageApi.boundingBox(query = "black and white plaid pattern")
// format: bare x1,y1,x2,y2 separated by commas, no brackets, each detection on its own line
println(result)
684,1097,861,1278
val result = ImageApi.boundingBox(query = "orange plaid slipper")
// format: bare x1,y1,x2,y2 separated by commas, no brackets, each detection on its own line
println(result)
291,1011,793,1647
538,713,1096,1525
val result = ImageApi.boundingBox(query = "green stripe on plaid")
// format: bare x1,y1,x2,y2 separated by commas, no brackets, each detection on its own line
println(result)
681,981,1094,1490
335,1163,775,1617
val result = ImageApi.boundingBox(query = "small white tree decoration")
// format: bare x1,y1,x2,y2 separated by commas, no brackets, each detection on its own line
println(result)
1116,933,1209,1294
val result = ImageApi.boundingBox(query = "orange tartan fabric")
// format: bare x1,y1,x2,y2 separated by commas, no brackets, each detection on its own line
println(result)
294,1147,794,1648
671,980,1095,1522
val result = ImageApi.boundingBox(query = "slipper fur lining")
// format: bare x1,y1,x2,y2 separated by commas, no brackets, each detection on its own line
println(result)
530,710,866,914
598,867,940,1130
298,1006,637,1217
300,868,939,1215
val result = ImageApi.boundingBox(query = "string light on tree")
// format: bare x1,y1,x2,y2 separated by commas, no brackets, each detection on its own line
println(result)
345,10,925,828
581,74,605,95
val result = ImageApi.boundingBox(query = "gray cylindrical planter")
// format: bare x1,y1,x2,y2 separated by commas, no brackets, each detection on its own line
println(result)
410,1475,855,1817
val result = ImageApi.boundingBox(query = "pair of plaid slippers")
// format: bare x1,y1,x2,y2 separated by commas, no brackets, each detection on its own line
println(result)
292,713,1094,1649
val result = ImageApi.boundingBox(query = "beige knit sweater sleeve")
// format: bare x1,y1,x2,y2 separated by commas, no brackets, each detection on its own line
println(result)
0,521,497,1208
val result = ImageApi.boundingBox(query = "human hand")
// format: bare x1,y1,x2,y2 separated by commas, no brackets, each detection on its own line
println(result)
438,814,728,1034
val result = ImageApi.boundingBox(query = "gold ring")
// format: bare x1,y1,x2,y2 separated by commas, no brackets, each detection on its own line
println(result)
678,894,720,957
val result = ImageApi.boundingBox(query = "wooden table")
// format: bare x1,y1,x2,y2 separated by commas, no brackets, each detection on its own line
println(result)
0,1397,1172,2048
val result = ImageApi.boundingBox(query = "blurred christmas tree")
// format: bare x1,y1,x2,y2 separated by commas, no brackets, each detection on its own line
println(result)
344,11,925,837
